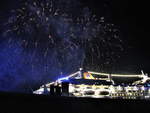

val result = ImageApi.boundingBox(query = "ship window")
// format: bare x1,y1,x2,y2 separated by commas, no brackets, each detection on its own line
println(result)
86,86,92,89
74,86,80,88
99,91,109,95
74,90,79,93
146,80,150,83
84,91,95,95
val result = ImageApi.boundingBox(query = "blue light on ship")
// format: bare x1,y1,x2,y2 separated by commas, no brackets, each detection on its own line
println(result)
58,77,69,82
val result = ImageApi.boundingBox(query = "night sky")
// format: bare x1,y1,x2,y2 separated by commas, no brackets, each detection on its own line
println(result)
0,0,149,92
82,0,150,73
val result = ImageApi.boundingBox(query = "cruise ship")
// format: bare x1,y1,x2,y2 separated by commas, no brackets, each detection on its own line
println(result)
33,68,150,99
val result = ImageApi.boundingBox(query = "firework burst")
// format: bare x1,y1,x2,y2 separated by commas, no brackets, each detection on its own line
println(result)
4,0,124,78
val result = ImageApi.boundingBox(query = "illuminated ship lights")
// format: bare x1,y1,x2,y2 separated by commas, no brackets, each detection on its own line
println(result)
33,68,150,99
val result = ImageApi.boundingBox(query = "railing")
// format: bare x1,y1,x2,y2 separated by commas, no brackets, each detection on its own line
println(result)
88,71,143,78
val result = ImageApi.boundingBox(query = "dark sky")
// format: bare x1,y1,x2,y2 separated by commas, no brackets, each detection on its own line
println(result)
84,0,150,73
0,0,149,73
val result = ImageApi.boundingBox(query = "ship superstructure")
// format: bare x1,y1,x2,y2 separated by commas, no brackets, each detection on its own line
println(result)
33,68,150,99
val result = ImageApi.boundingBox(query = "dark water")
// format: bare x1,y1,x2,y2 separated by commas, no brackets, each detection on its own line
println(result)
0,92,150,113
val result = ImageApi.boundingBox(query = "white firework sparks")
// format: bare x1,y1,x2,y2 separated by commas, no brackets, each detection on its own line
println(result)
4,0,124,74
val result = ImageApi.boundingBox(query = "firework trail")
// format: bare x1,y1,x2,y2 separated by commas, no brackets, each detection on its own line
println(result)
1,0,124,92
